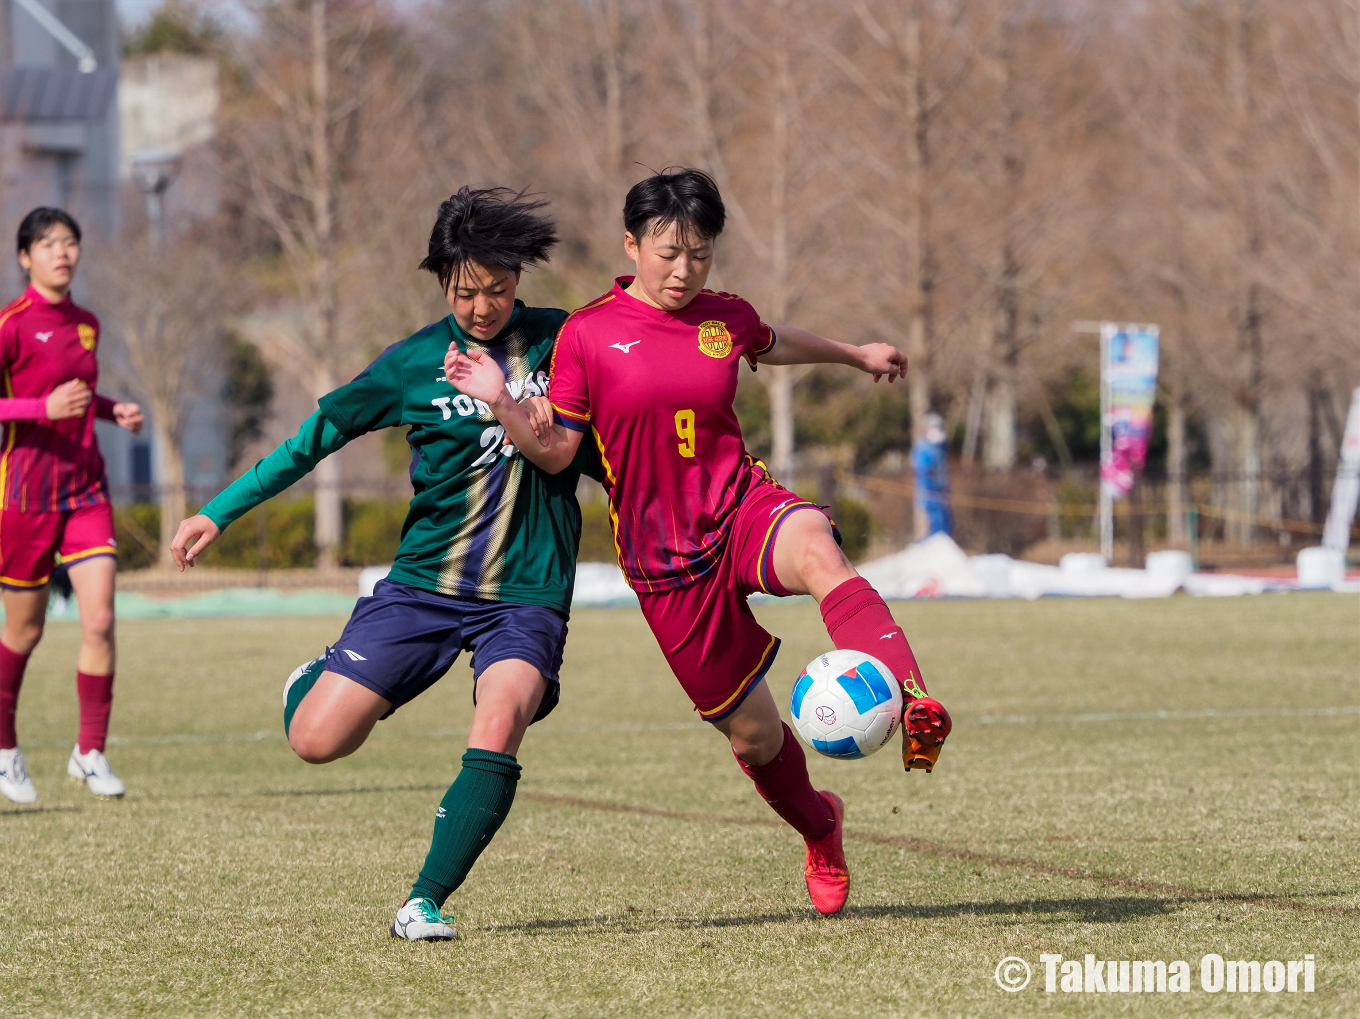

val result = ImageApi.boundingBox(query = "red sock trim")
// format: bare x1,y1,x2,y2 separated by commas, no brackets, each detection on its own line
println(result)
0,642,30,750
733,723,835,841
76,671,114,754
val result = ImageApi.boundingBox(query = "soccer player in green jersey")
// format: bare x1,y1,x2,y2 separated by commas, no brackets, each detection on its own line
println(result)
170,189,595,941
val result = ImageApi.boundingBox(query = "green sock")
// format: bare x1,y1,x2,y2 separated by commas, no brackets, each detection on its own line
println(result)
283,655,327,737
409,749,522,909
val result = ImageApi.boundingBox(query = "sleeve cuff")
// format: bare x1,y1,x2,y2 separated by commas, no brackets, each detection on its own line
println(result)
94,394,118,421
551,403,591,432
553,411,589,433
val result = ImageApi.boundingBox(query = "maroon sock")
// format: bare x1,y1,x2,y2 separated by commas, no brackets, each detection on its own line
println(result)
76,671,114,754
820,577,929,698
733,722,835,842
0,642,30,749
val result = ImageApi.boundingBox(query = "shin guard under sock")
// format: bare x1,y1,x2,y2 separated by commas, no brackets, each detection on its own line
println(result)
819,577,928,698
410,749,522,909
76,671,114,754
0,642,30,749
734,723,835,842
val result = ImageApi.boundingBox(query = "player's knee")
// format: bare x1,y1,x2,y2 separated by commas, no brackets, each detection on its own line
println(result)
288,724,340,765
81,607,115,645
5,619,44,654
728,720,785,767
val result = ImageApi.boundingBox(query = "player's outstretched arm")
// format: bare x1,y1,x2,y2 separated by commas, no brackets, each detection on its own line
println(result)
170,410,353,572
759,326,906,383
444,348,583,473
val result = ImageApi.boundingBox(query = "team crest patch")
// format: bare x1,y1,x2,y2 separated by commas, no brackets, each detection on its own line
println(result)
77,324,97,350
697,320,732,358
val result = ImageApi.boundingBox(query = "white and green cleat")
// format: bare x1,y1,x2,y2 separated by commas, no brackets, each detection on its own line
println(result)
67,745,126,798
391,897,457,941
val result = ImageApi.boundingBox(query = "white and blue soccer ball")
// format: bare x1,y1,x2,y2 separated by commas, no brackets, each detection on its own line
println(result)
790,650,902,760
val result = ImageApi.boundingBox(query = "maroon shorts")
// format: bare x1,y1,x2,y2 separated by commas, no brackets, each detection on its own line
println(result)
0,503,117,589
636,478,832,722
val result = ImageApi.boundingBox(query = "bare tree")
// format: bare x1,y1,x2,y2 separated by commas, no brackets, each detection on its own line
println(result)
225,0,390,566
97,232,228,566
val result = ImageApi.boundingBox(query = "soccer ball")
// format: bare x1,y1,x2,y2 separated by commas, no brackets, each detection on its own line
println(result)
790,650,902,760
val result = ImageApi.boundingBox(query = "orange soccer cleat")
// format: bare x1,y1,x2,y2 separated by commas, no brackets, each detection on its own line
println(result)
902,697,952,773
804,791,849,915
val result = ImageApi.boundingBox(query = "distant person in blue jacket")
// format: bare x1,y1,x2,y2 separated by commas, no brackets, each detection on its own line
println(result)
912,413,952,540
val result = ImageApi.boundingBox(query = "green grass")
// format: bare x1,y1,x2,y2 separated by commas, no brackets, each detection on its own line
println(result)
0,595,1356,1017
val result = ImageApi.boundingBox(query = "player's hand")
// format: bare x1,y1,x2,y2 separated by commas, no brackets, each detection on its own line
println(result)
858,343,906,383
519,395,553,445
113,401,143,433
46,378,92,419
169,514,221,572
444,345,509,407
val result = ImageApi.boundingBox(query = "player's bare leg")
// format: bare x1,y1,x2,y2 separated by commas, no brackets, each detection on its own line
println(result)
467,659,546,756
0,587,47,802
287,671,391,764
770,508,952,773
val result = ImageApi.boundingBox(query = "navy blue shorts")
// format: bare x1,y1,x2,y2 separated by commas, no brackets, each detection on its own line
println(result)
322,579,568,723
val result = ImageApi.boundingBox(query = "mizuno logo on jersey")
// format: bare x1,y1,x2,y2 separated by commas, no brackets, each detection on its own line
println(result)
342,649,367,661
610,340,642,353
35,331,52,342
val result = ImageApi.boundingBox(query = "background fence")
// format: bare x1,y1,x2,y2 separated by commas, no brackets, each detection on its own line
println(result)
108,462,1356,579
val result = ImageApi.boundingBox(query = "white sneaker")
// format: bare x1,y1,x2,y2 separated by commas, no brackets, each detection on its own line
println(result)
67,745,126,798
0,747,38,803
391,897,457,941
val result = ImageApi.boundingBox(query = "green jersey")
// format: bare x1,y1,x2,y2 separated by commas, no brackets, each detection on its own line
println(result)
202,302,594,614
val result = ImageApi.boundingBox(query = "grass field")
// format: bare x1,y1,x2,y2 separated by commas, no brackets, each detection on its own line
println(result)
0,594,1356,1017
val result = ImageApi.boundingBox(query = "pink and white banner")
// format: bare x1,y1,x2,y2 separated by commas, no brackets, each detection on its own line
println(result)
1100,324,1159,498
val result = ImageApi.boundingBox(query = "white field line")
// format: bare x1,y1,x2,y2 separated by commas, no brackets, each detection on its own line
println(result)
973,705,1360,726
68,704,1359,750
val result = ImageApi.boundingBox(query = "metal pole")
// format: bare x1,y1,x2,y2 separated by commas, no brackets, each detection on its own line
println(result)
1099,324,1113,562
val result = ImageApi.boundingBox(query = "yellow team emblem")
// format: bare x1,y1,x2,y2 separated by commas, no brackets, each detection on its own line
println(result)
77,323,97,351
697,320,732,358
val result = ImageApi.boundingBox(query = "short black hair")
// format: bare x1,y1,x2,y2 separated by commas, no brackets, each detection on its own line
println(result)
419,187,558,292
17,207,81,254
623,167,725,245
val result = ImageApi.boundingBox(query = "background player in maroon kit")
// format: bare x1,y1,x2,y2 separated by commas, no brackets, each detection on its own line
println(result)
447,169,951,916
0,208,143,803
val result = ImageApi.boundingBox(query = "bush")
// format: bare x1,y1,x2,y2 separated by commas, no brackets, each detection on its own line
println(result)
114,504,160,570
343,499,408,566
832,497,872,563
578,500,618,562
202,498,318,569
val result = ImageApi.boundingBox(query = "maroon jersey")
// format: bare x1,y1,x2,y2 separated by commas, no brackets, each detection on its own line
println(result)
550,277,777,592
0,286,113,512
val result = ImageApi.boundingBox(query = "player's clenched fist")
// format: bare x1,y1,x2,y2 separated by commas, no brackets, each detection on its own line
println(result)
45,378,92,419
170,513,221,571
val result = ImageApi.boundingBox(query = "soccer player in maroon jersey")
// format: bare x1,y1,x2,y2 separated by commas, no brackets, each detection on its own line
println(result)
447,169,951,915
0,208,144,803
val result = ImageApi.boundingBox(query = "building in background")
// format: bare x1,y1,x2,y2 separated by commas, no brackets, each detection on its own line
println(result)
116,46,223,499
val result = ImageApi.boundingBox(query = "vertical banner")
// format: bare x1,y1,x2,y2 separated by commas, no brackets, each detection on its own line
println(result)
1100,323,1160,498
1322,386,1360,552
